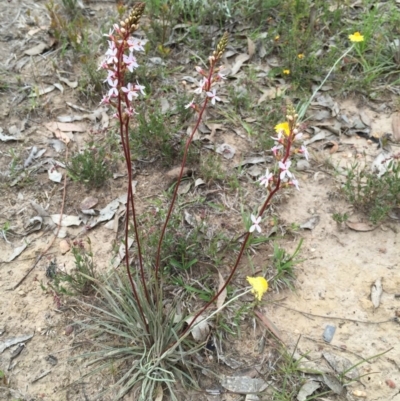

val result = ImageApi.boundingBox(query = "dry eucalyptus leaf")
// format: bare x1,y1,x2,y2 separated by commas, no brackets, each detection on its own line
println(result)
322,374,344,395
53,83,64,93
216,272,227,310
371,278,383,309
322,352,360,380
45,121,85,133
230,53,250,75
220,375,269,394
58,76,78,88
0,334,34,353
59,239,71,255
392,112,400,142
185,314,210,342
297,381,321,401
177,180,191,195
247,37,256,59
7,243,28,262
346,221,377,232
300,215,320,230
216,143,236,159
51,214,82,227
29,85,55,97
24,41,48,56
48,168,63,183
80,196,98,210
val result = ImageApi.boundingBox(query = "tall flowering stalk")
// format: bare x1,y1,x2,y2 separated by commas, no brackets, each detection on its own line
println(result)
181,105,308,338
154,32,229,280
98,3,149,330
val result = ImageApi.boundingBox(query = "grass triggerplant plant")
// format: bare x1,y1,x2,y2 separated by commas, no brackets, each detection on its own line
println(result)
77,3,310,399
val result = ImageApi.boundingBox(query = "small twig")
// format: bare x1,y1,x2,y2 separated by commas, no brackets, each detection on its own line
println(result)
276,303,394,325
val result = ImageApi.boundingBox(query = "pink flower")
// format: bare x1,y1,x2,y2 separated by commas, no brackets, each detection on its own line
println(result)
271,132,283,143
107,78,119,97
249,214,262,233
299,145,309,160
127,37,145,52
134,82,145,96
185,99,195,109
290,178,300,190
121,83,138,101
125,107,135,117
105,43,118,65
259,169,273,187
194,78,207,94
279,160,293,180
123,53,139,72
271,144,283,156
206,88,221,105
100,95,110,105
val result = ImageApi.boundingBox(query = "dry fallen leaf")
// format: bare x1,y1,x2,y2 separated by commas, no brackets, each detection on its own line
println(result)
346,221,377,232
185,314,210,342
230,53,251,75
254,309,284,343
44,121,85,133
216,272,227,310
392,112,400,142
371,278,383,309
247,36,256,59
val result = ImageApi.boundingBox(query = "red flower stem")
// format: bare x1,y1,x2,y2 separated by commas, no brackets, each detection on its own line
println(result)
178,126,296,340
113,34,149,332
154,63,216,281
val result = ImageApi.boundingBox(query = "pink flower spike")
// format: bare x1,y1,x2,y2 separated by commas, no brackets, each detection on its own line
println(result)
249,214,262,233
122,83,138,101
185,99,195,109
134,82,146,96
259,168,273,187
206,88,221,105
290,178,300,191
279,160,293,180
300,145,309,160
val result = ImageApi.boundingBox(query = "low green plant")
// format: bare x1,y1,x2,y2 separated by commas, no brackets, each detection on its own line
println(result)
332,212,349,225
270,239,303,291
67,142,112,188
342,161,400,224
48,239,96,296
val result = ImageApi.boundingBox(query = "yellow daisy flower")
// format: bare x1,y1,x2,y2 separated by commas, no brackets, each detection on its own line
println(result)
247,276,269,301
283,69,290,75
274,122,290,136
297,53,305,59
349,32,364,42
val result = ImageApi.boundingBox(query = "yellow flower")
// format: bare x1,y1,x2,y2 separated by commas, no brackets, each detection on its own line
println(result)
274,35,280,41
349,32,364,42
274,122,290,136
247,276,269,301
283,69,290,75
297,53,305,59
